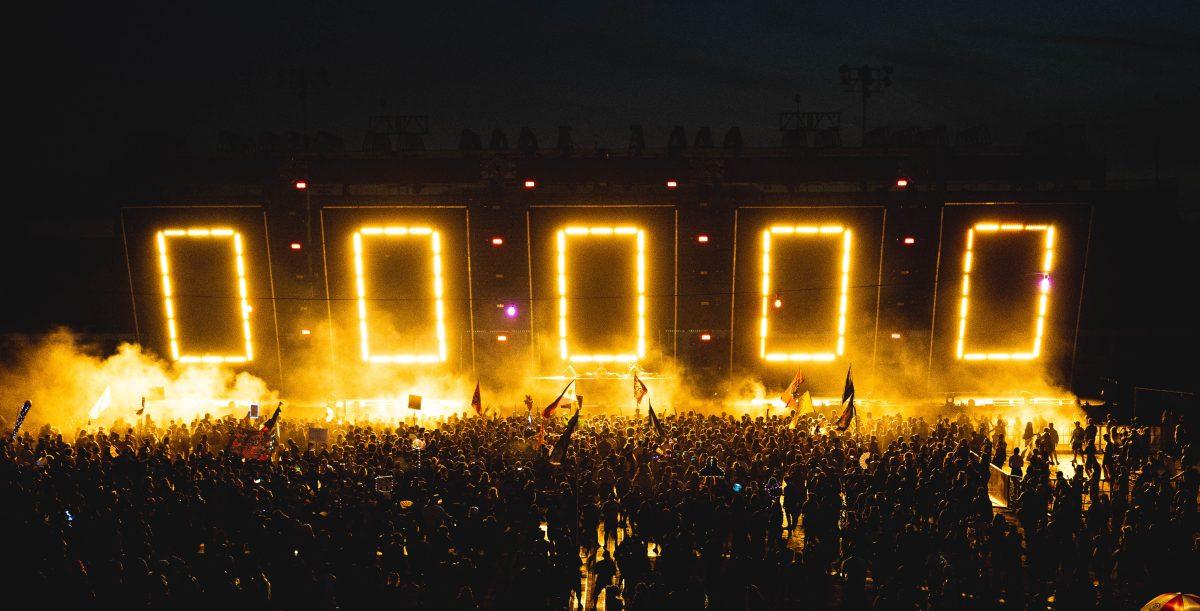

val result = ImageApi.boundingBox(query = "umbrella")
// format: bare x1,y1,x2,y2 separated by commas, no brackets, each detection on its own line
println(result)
1142,593,1200,611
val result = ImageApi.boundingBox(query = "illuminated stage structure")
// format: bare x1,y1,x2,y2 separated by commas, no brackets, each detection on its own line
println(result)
116,142,1103,411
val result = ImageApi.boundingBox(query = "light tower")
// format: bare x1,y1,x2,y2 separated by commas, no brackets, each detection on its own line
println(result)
838,64,893,146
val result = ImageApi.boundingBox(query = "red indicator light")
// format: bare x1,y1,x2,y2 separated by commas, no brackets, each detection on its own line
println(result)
700,333,712,342
666,180,678,189
290,242,303,251
523,180,536,189
294,180,308,190
491,237,504,246
895,178,909,188
697,235,709,243
903,237,915,245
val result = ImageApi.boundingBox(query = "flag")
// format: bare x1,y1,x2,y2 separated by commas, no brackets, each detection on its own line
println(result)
542,379,575,418
87,386,112,420
136,396,145,416
10,400,32,440
835,365,855,431
781,368,808,409
633,373,648,405
471,383,482,416
788,391,814,429
648,400,666,438
548,409,581,465
407,394,422,410
262,402,283,432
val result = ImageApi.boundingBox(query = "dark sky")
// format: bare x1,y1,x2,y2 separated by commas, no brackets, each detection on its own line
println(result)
22,1,1200,199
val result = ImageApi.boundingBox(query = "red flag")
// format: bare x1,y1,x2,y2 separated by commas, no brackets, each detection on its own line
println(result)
780,367,807,408
633,373,648,405
542,380,575,418
471,383,482,416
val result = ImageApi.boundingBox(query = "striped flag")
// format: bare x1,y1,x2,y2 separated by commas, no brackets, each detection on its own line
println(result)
471,383,483,416
10,400,32,440
542,379,576,418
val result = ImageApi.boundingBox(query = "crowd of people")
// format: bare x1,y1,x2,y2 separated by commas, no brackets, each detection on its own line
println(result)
2,404,1196,609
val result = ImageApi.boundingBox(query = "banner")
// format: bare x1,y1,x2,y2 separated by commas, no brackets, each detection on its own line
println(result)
230,429,273,461
407,395,423,410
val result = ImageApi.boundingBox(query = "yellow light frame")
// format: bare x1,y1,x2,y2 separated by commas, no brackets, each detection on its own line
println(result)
156,227,253,364
956,222,1055,361
759,225,852,362
353,226,447,364
556,225,646,363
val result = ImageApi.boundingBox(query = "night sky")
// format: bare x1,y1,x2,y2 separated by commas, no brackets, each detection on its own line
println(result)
19,0,1199,204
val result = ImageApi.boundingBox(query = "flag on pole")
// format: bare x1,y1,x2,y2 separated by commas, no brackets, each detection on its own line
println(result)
835,365,856,431
633,373,648,405
471,383,483,416
648,400,666,438
548,409,581,465
10,400,32,440
262,402,283,432
542,379,576,418
781,367,808,409
788,391,814,429
87,386,112,420
136,396,146,416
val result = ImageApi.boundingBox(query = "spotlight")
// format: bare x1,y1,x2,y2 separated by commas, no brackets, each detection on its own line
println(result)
294,180,308,190
903,237,915,245
895,178,909,188
1040,274,1051,291
697,234,710,244
523,179,536,189
290,242,303,250
491,237,504,246
504,304,519,318
666,179,678,189
774,294,783,309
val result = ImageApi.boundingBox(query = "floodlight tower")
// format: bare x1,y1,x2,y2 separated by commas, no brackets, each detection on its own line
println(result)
838,64,893,146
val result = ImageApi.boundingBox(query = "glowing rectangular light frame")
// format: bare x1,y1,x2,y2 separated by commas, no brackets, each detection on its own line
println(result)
759,225,852,362
956,222,1056,362
156,227,253,364
353,226,447,364
556,225,646,363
